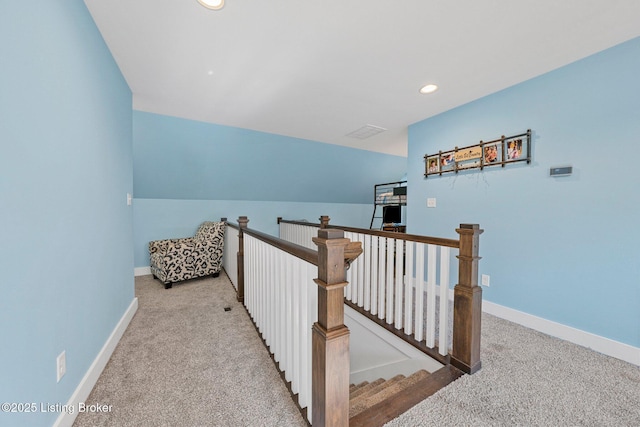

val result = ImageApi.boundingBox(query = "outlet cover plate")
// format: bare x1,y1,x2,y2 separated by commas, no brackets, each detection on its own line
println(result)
57,351,66,382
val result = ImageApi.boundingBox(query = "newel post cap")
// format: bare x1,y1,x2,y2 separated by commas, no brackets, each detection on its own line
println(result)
238,216,249,228
457,223,484,234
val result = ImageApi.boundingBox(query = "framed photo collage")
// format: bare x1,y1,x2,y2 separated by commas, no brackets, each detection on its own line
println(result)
425,130,531,177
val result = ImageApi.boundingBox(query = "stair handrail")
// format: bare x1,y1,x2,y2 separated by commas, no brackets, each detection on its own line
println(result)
277,216,483,374
278,216,459,248
225,216,359,426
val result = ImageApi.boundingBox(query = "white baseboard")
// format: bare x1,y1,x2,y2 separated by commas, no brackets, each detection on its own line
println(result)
483,300,640,367
372,279,639,366
53,297,138,427
134,266,151,276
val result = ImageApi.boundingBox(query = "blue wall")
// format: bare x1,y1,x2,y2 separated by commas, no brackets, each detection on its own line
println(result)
407,37,640,347
134,111,406,203
0,2,133,426
133,199,373,267
133,111,406,267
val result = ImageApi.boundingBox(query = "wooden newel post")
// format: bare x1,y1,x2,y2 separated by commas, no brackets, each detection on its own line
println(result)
236,216,249,303
319,215,331,229
451,223,484,374
312,229,350,427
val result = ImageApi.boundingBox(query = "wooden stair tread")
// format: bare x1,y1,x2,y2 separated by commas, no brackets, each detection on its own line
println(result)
350,378,386,399
349,371,428,418
349,365,464,427
350,381,367,393
349,374,405,408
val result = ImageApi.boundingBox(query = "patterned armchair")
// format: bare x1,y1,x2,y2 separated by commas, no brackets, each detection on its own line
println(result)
149,221,225,289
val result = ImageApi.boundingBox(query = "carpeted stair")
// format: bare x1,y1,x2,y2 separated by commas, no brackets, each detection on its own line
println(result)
349,365,464,427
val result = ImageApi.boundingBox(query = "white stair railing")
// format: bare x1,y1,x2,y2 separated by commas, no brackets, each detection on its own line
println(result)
278,220,319,250
228,216,482,426
279,217,459,359
223,222,239,289
345,233,456,356
230,217,356,426
244,234,318,420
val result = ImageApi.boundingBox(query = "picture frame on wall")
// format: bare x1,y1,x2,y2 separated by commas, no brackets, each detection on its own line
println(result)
440,151,455,172
483,143,501,165
506,137,523,161
426,155,440,174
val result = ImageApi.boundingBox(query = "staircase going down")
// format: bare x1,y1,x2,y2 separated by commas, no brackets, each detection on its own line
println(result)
348,365,464,427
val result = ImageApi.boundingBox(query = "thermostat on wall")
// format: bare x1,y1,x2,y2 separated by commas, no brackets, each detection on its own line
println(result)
550,166,572,176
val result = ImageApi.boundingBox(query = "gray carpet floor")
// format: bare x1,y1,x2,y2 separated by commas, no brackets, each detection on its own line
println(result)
73,273,307,427
75,272,640,427
385,313,640,427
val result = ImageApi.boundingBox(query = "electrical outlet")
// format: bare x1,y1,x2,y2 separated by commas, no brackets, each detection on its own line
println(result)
57,351,66,382
427,198,436,208
126,193,132,206
481,274,490,287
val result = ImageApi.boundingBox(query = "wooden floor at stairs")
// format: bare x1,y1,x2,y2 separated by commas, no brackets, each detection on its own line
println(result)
349,365,464,427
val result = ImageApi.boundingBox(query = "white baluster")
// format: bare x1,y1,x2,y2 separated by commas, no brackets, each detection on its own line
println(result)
298,258,309,407
245,236,251,315
386,237,394,324
308,226,316,249
404,241,414,335
305,262,317,411
284,254,293,382
378,237,386,319
357,233,365,306
274,250,281,364
306,264,315,424
414,242,425,342
363,234,371,311
439,246,451,356
256,239,262,324
266,246,273,349
255,239,262,332
370,236,379,316
291,259,300,395
302,225,307,248
426,244,437,348
247,236,254,317
394,239,404,329
251,237,257,321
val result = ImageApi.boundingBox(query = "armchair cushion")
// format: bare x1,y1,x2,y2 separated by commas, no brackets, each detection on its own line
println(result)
149,221,225,287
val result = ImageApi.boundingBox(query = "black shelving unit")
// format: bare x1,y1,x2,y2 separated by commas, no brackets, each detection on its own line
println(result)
369,181,407,230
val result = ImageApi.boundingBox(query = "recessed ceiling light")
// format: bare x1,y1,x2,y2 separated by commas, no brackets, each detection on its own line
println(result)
419,84,438,94
198,0,224,10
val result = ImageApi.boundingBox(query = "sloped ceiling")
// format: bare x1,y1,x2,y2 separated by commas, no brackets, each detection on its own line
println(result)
85,0,640,156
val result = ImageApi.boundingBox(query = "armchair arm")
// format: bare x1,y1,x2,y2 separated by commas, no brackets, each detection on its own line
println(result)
163,239,199,260
149,238,194,255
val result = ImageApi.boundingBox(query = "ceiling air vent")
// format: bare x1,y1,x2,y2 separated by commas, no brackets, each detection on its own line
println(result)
346,124,387,139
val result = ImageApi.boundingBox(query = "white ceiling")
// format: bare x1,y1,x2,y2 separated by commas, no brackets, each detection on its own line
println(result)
84,0,640,156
